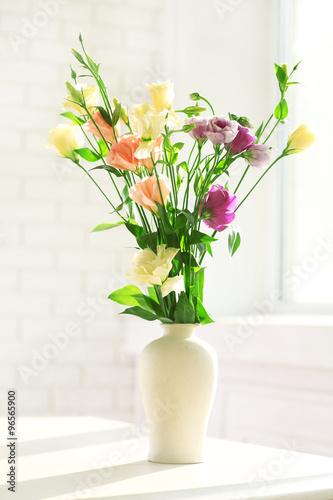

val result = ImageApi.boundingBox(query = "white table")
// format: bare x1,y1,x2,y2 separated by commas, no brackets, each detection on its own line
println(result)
0,417,333,499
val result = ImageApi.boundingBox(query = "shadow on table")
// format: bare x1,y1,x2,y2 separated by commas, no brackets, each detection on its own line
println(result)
0,424,134,459
0,460,186,500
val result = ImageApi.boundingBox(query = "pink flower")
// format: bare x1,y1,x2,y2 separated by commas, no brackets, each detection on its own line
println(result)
130,175,171,213
244,144,271,168
106,134,142,173
185,116,211,144
85,110,118,144
134,135,163,174
205,116,239,144
228,125,256,154
200,185,238,232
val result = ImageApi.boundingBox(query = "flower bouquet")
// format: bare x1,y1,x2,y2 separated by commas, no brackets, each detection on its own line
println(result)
46,35,315,463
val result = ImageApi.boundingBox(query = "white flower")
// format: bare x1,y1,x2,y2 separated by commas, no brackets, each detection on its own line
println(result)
125,245,179,287
161,276,184,297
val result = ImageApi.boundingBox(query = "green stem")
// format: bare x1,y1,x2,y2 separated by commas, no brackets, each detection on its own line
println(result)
234,165,250,194
77,162,126,221
84,107,110,150
154,285,168,318
235,154,284,212
259,113,273,139
79,124,124,203
263,119,280,144
199,96,215,115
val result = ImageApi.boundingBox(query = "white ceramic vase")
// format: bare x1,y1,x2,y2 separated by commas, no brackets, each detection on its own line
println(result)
139,323,218,464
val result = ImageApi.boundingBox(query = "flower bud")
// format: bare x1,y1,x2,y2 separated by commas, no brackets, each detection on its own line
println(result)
189,92,200,101
113,97,129,125
285,124,316,154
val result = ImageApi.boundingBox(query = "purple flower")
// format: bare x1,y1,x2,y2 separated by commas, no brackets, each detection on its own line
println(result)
200,185,238,232
205,116,238,144
185,116,210,145
244,144,271,168
228,125,256,154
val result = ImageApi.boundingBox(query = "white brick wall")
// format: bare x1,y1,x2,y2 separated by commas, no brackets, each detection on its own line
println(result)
0,0,165,421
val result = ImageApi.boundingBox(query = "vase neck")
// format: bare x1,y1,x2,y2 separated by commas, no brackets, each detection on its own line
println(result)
160,323,199,339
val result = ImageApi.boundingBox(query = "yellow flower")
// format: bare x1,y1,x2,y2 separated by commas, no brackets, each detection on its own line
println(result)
125,245,179,287
63,83,99,115
146,80,175,112
44,124,84,160
286,124,316,154
130,103,168,140
130,103,181,140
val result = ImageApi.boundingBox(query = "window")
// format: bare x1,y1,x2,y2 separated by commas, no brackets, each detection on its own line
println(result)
280,0,333,307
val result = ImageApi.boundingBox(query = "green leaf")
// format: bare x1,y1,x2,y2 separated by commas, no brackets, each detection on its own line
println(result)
174,292,196,324
254,121,264,139
213,158,227,175
194,171,203,195
175,213,187,230
109,285,155,312
163,136,173,152
122,184,134,219
292,60,302,73
137,232,158,253
177,173,183,189
189,230,217,245
177,161,188,172
173,142,184,152
112,103,122,127
109,197,131,215
182,124,196,133
95,106,112,126
91,221,125,232
179,251,199,269
228,226,241,257
125,222,144,238
274,63,290,96
60,112,85,125
196,242,206,262
206,241,213,257
156,203,175,235
193,267,205,303
98,139,108,157
169,152,178,165
274,98,288,120
86,53,99,74
89,164,123,177
148,286,158,303
196,297,214,325
71,48,85,65
275,63,288,85
177,210,195,226
229,113,252,128
70,65,77,82
120,306,172,323
74,148,100,162
65,81,85,107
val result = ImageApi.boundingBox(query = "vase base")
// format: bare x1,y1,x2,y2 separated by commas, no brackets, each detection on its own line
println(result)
148,455,204,464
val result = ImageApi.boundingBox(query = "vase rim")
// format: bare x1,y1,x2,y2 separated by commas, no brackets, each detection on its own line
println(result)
160,323,200,335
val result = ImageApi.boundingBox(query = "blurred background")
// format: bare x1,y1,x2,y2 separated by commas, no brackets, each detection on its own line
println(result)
1,0,333,456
